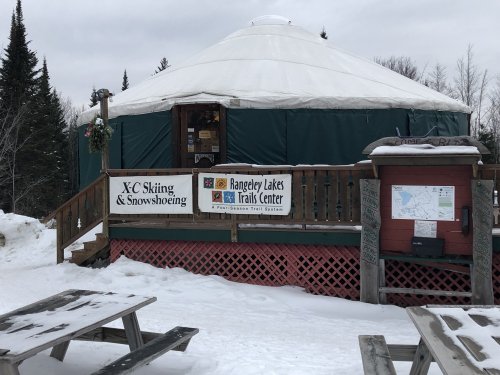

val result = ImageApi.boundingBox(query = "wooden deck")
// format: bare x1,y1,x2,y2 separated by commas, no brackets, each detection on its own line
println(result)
53,163,500,265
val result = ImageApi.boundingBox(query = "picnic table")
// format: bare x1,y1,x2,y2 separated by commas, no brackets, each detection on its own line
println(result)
0,289,198,375
359,305,500,375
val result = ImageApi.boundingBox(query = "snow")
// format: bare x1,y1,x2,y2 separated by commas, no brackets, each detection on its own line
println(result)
0,210,443,374
370,144,480,156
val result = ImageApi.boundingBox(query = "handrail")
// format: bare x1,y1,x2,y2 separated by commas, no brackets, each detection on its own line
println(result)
56,174,106,263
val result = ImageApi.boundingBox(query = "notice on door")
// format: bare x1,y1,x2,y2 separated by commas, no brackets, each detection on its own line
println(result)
198,173,291,215
110,175,193,214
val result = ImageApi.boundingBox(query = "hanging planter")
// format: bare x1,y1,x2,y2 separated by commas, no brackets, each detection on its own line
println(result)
85,115,113,153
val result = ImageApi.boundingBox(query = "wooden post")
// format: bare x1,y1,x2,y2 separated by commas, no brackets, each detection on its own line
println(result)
360,179,381,304
56,210,64,264
471,180,494,304
99,89,111,238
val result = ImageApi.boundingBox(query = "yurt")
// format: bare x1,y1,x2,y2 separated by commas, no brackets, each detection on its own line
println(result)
78,15,470,189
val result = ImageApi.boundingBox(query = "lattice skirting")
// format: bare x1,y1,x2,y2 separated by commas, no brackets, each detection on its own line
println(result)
110,240,500,307
110,240,361,300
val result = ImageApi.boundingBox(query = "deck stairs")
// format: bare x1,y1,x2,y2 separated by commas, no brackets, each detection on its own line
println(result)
69,232,109,266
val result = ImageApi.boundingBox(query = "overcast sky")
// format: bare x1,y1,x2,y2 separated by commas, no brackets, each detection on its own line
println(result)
1,0,499,109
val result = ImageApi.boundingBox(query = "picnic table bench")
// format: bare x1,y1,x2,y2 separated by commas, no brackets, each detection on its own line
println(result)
0,289,198,374
359,305,500,375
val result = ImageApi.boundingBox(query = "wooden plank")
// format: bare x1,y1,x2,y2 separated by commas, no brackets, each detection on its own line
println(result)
56,210,64,263
379,287,472,298
50,341,70,361
358,335,396,375
407,307,485,375
122,312,144,351
304,170,315,221
387,344,418,362
409,338,433,375
0,362,20,375
351,170,362,223
327,170,338,221
340,170,350,222
316,170,327,221
471,180,495,304
90,327,199,375
292,170,303,221
75,327,189,351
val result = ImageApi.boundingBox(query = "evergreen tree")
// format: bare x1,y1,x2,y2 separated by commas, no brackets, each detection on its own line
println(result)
122,69,129,91
24,58,69,216
154,57,170,74
0,0,39,213
89,87,98,107
320,27,328,40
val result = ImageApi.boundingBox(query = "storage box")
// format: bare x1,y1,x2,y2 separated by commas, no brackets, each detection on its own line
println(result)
411,237,444,257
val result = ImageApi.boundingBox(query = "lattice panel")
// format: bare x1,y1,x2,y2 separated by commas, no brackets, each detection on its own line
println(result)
494,254,500,304
111,240,500,306
111,240,360,300
385,260,472,306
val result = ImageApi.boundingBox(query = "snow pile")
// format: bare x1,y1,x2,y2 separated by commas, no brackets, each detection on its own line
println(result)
0,210,442,374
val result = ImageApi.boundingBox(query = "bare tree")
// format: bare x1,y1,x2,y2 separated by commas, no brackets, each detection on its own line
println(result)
374,56,419,81
427,63,450,94
453,44,489,137
485,77,500,162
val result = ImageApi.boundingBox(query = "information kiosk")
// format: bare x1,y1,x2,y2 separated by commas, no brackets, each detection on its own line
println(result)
359,136,494,305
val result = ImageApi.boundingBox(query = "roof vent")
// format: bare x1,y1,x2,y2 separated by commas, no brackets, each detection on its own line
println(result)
250,15,292,26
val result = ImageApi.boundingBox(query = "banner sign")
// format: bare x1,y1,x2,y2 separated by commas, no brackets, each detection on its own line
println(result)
110,175,193,214
198,173,291,215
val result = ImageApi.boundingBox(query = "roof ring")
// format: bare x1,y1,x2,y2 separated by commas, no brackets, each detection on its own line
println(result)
250,15,292,26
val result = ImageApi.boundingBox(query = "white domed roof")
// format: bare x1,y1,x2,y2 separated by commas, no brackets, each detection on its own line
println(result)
105,18,470,119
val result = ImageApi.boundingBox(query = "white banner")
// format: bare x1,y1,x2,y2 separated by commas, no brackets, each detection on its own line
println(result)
198,173,291,215
110,175,193,214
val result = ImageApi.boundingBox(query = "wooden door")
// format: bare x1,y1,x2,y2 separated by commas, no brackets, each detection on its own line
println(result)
179,104,224,168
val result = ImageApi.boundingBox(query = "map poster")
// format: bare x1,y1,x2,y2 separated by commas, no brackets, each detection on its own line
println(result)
392,185,455,221
198,173,291,215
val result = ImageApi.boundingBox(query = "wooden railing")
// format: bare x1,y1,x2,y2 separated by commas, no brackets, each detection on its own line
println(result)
55,175,106,263
54,164,373,262
53,163,500,264
106,164,374,225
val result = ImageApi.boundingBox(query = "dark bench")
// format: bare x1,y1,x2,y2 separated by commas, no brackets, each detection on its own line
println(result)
91,326,199,375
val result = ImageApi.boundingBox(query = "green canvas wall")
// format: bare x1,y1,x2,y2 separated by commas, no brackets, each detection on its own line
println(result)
78,107,468,189
79,111,171,189
227,108,469,165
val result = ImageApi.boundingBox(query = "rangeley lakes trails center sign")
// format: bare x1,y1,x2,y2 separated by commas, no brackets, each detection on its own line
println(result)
109,174,292,215
198,173,291,215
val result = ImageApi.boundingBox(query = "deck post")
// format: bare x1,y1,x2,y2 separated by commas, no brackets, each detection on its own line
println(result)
471,180,494,304
98,89,111,237
360,179,381,304
56,210,64,263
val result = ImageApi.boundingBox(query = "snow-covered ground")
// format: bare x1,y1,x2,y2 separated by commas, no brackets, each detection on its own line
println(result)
0,210,442,374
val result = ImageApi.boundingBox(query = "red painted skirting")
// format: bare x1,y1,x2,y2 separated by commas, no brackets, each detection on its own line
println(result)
111,240,500,307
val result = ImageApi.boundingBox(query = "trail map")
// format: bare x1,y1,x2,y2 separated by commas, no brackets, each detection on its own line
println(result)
392,185,454,221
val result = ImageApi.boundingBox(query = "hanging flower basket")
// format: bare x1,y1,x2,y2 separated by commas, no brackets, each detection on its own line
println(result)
85,115,113,153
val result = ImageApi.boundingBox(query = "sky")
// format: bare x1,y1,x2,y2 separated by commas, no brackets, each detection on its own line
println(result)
0,0,499,109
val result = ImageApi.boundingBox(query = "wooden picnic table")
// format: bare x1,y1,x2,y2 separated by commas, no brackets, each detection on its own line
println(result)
0,289,198,375
359,305,500,375
407,305,500,375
